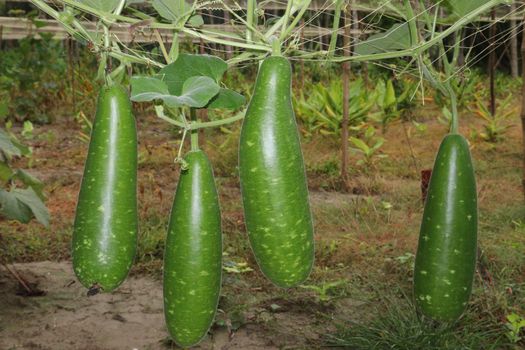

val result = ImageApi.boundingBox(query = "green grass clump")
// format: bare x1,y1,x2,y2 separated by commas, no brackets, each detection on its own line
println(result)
328,293,512,350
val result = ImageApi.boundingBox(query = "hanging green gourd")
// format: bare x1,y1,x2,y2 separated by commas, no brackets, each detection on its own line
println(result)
163,147,222,347
239,53,315,288
413,84,478,321
72,84,138,293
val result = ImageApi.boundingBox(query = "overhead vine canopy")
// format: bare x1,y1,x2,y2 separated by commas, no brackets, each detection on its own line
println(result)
26,0,522,68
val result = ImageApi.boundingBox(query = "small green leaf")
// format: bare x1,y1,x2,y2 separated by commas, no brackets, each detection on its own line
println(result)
441,0,492,18
159,54,228,96
32,19,48,28
0,129,21,157
12,187,49,227
355,23,412,56
372,138,385,151
349,137,370,153
77,0,121,13
206,89,246,110
0,189,32,224
22,121,34,138
130,76,171,102
188,14,204,27
13,169,45,196
152,0,191,22
384,80,397,108
0,162,13,182
174,76,220,108
130,76,220,108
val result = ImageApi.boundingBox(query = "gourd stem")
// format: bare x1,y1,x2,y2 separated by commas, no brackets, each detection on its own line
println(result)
272,38,282,56
448,87,459,134
246,0,256,43
190,108,199,151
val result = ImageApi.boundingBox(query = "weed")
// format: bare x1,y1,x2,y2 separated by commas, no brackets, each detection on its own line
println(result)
349,125,388,168
470,95,516,143
505,313,525,343
300,280,347,303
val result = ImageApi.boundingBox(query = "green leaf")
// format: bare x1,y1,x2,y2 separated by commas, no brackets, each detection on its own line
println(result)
355,23,412,56
349,137,370,153
442,0,492,18
206,88,246,110
372,138,385,151
159,54,228,96
32,19,48,28
12,187,49,227
131,76,220,108
175,76,221,108
0,162,13,182
77,0,121,12
188,14,204,27
0,129,21,157
130,76,171,102
9,136,31,157
0,189,32,224
152,0,191,22
13,169,45,196
384,80,397,108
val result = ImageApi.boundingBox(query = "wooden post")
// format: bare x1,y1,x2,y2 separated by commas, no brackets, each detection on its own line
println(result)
520,12,525,198
67,37,76,114
510,2,519,78
224,10,232,59
300,19,305,90
341,7,351,190
489,9,496,117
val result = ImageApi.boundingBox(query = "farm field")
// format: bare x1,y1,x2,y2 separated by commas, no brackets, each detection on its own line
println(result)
1,87,524,348
2,1,525,349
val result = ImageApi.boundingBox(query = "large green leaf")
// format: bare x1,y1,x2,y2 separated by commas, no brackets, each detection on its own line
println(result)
152,0,191,21
355,23,412,56
131,76,220,108
206,89,246,110
159,54,228,95
77,0,121,12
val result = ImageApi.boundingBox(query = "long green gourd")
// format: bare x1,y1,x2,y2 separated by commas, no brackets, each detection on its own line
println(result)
72,84,138,293
163,150,222,347
414,133,478,321
239,55,315,288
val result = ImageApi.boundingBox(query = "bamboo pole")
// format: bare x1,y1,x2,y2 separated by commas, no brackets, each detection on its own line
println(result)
510,2,519,78
520,11,525,198
489,9,496,117
224,10,233,59
341,7,351,190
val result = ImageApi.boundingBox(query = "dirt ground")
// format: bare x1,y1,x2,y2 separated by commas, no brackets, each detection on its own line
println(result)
0,261,315,350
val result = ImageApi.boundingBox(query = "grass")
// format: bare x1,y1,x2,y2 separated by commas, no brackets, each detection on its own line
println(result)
329,291,512,349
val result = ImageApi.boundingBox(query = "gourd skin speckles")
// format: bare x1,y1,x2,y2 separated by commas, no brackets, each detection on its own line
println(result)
72,85,138,292
163,151,222,347
414,134,477,321
239,56,315,288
